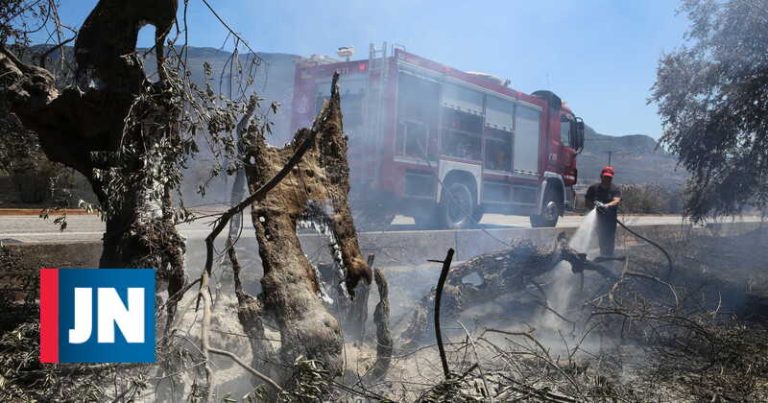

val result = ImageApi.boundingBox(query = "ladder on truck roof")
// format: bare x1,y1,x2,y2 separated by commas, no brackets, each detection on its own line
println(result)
365,42,388,186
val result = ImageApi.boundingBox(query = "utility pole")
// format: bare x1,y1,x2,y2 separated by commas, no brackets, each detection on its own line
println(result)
607,150,613,166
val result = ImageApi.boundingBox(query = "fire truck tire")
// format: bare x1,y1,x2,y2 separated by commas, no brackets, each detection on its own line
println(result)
440,181,478,229
472,206,485,223
530,187,560,228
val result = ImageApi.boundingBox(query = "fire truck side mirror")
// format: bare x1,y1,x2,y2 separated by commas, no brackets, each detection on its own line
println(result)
573,118,585,154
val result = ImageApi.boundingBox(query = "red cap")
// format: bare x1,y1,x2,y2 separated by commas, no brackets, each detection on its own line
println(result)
601,166,615,178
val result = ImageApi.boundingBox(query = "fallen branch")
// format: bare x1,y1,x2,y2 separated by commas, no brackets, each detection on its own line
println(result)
625,270,680,310
403,236,613,347
208,347,282,393
432,248,455,379
617,218,675,278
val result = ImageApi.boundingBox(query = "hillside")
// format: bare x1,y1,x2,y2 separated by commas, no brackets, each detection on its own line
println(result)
577,126,687,188
146,47,301,144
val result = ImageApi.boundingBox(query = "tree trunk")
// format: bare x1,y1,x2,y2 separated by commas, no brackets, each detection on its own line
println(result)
243,76,371,386
369,268,393,379
346,254,375,342
0,0,186,324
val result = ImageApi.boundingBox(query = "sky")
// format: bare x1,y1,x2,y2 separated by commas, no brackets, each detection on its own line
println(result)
47,0,691,138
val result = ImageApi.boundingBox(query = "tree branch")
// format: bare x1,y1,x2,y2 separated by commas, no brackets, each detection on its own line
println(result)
208,347,283,393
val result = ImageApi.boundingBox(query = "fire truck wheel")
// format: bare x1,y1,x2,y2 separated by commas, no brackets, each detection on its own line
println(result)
472,206,485,223
441,181,478,229
530,188,560,228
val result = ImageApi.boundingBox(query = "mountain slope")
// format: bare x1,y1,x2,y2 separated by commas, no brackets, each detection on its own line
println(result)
577,126,687,187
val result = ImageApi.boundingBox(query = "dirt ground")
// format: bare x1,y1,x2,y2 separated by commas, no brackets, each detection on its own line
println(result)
1,225,767,401
366,225,768,402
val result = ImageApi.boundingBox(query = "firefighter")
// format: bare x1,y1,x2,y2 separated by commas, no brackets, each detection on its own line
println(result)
585,166,622,257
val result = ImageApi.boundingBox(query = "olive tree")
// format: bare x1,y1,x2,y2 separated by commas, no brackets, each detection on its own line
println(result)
651,0,768,220
0,0,252,327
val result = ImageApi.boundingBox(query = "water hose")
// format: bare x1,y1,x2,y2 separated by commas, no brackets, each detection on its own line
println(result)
614,217,675,279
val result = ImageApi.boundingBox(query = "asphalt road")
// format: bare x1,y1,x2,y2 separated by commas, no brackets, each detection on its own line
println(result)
0,212,755,244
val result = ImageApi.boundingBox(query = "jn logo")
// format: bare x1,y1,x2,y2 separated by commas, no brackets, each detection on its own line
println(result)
40,268,155,363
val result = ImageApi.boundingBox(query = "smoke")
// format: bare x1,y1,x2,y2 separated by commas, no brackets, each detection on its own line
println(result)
538,261,578,331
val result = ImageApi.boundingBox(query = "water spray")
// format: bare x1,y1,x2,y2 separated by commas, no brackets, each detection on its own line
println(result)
575,202,674,279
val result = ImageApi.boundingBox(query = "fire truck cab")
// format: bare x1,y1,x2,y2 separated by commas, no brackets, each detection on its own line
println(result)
291,45,585,229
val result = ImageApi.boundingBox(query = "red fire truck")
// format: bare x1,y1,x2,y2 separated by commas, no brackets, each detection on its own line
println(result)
291,45,585,229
